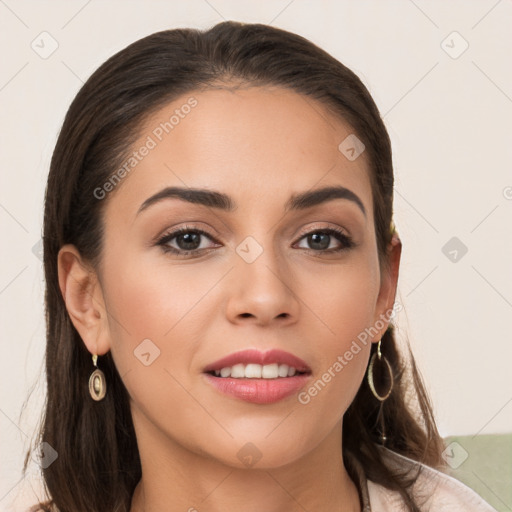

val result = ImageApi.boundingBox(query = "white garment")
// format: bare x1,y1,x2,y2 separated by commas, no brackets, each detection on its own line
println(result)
360,446,498,511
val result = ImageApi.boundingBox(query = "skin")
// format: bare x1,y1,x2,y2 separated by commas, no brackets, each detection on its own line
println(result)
58,85,401,512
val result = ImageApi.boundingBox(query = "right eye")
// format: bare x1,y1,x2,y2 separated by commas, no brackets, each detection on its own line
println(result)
156,226,221,257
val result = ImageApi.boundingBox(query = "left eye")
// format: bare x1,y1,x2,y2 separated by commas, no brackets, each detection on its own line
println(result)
294,228,354,252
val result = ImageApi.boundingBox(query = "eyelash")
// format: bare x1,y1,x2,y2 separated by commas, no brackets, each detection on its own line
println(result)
156,224,355,257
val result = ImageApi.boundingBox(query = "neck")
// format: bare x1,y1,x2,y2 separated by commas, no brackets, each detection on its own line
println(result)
129,410,361,512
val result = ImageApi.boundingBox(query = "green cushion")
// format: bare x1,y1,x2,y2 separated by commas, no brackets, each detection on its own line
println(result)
443,433,512,511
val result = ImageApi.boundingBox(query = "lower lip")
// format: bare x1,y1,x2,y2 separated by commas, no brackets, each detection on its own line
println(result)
203,373,310,404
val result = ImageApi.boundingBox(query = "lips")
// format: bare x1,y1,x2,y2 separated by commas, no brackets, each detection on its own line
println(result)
203,372,310,404
202,349,312,374
202,349,312,404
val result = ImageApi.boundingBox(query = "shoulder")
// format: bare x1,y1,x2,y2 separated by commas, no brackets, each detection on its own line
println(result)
367,446,497,511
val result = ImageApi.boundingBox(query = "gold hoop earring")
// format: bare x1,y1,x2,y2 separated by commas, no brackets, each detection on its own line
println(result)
368,340,394,401
367,340,394,445
88,354,107,401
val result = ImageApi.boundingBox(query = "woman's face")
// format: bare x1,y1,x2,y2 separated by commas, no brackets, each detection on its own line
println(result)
87,86,399,468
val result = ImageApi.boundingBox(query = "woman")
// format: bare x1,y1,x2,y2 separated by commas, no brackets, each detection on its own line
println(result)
26,20,496,512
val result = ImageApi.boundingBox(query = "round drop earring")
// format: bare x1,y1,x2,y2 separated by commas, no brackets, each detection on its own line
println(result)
88,354,107,401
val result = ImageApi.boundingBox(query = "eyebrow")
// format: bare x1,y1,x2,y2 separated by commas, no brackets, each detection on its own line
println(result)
136,185,366,217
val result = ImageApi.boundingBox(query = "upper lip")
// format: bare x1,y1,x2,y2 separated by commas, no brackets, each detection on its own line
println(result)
203,349,311,374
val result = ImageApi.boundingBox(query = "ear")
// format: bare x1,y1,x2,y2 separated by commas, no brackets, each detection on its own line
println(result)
371,233,402,343
57,244,111,356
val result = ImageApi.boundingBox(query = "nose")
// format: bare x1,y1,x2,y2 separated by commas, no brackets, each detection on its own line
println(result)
225,240,300,327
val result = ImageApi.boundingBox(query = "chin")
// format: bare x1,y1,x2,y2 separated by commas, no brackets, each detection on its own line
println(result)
197,432,312,470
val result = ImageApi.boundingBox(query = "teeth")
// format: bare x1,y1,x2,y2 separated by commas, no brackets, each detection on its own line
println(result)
278,364,289,377
231,364,245,378
262,363,278,378
212,363,301,379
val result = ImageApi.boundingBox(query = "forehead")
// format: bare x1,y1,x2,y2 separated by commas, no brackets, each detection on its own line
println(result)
104,86,373,220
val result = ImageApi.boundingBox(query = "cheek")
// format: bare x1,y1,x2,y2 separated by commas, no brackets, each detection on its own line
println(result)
103,247,218,338
100,251,200,378
101,255,214,438
297,297,374,435
101,249,230,402
294,260,378,414
300,255,379,342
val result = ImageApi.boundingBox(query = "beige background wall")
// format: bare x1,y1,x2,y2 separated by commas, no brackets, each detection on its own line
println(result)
1,1,511,510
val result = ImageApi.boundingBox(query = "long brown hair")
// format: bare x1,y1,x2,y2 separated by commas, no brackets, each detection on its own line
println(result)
25,20,445,512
